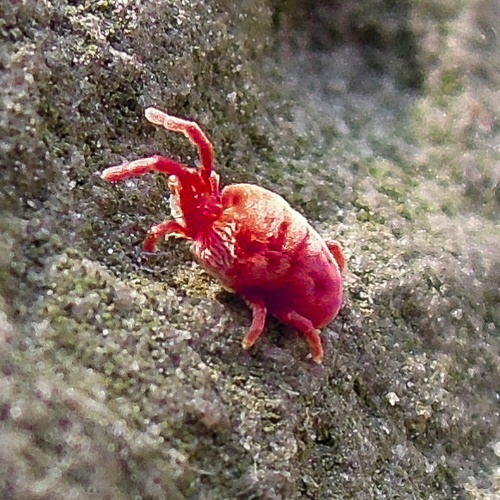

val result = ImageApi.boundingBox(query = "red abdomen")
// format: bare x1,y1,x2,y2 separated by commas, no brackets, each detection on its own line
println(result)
195,183,343,329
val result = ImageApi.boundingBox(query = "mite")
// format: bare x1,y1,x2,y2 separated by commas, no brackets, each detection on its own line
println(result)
101,108,346,363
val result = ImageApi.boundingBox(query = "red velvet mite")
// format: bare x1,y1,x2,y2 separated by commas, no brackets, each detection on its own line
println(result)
101,108,346,363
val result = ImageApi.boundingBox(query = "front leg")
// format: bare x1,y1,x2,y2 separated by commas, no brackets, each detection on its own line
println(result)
145,108,214,185
101,155,192,182
144,220,188,252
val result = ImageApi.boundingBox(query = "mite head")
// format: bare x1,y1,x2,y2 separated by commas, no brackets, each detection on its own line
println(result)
102,107,222,238
166,168,222,237
144,107,223,237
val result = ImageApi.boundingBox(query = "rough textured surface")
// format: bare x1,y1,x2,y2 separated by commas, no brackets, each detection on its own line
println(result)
1,0,499,498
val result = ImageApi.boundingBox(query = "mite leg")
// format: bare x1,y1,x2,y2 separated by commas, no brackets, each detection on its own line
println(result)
101,155,191,182
143,220,188,252
145,107,214,184
326,240,347,275
277,310,324,363
242,299,267,350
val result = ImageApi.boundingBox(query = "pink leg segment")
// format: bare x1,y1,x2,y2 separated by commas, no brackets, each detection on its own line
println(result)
143,220,187,252
242,299,267,350
279,311,324,363
101,155,191,182
145,107,214,184
327,240,347,275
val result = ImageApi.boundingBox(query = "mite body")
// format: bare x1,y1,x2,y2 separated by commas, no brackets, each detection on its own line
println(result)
101,108,345,363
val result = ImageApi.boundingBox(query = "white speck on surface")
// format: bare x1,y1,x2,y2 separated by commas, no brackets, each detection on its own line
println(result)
10,405,22,419
386,392,400,406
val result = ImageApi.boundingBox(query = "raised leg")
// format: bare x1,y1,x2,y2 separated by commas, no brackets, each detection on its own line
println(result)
144,220,188,252
145,107,214,184
327,240,346,275
278,310,324,363
242,299,267,350
101,155,191,182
